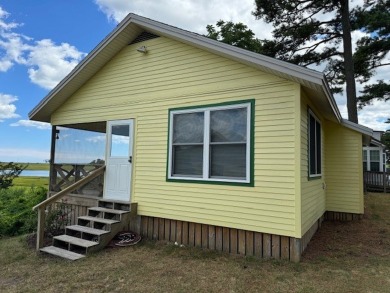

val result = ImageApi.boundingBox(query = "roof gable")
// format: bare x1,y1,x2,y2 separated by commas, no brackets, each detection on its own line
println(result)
29,13,341,122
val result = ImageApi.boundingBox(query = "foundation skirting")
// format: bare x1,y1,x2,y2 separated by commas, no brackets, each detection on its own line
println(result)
129,216,303,262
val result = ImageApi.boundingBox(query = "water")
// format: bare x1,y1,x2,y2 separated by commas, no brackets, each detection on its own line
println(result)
20,170,50,177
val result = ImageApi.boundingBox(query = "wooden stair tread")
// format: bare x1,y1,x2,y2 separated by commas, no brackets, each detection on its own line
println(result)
89,207,129,214
40,246,85,260
78,216,119,224
66,225,109,235
54,235,98,247
99,199,130,204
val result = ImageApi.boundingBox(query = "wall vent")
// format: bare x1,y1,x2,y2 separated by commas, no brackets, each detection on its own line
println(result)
129,31,160,45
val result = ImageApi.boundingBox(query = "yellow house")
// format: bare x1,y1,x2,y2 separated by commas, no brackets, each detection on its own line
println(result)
30,14,372,261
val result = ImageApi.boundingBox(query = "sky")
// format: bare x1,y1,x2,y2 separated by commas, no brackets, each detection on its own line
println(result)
0,0,389,163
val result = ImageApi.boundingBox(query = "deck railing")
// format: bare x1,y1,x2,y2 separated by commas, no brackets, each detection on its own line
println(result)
50,164,104,196
33,165,106,250
364,171,390,193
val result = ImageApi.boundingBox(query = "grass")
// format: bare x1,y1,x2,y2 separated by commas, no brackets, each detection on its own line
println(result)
0,193,389,292
12,176,49,188
23,163,50,171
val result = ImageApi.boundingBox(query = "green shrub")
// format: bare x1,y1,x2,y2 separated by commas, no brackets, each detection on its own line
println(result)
45,201,73,237
0,186,47,237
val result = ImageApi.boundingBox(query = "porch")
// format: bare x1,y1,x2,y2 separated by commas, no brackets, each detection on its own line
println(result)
34,121,137,254
364,171,390,193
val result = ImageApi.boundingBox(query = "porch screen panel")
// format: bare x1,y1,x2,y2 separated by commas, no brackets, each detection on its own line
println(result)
54,126,105,164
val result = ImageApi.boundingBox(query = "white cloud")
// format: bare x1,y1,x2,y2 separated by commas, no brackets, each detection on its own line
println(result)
0,7,19,30
0,6,85,89
0,93,19,121
86,135,106,143
26,39,85,89
358,100,390,131
10,119,51,129
94,0,274,39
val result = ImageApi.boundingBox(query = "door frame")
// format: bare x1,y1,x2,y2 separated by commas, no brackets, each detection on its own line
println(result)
103,119,134,201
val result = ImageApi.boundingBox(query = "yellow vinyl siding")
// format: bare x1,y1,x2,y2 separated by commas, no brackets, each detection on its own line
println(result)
52,36,300,237
324,121,364,213
300,91,326,235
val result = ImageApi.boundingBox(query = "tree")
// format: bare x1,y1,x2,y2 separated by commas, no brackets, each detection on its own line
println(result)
206,20,280,56
0,162,26,189
251,0,363,122
353,0,390,108
207,1,390,124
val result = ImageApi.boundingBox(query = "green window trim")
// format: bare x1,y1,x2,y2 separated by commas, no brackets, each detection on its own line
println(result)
166,99,255,187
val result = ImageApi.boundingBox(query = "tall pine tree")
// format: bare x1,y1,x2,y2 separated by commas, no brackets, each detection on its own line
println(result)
353,0,390,108
207,1,390,124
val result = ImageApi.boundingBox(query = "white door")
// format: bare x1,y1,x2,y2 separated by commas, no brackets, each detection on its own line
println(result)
104,120,133,201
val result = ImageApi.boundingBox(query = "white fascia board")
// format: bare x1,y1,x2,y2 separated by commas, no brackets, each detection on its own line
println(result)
370,138,386,148
342,119,373,136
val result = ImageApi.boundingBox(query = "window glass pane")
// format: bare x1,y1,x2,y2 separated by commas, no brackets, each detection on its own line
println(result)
111,125,129,157
316,120,321,174
363,150,367,161
370,150,380,161
173,145,203,176
363,162,367,171
210,144,246,178
173,112,204,143
370,162,380,172
309,115,316,175
210,108,247,142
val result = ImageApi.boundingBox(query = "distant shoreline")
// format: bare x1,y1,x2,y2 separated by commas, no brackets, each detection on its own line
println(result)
0,162,49,171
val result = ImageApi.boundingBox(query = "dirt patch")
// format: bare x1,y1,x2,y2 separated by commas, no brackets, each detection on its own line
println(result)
25,230,64,249
303,193,390,261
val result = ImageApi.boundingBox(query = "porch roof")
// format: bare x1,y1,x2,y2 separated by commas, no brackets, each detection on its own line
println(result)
29,13,341,123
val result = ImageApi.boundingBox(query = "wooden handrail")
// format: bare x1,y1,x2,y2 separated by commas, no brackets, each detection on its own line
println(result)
34,165,105,251
33,165,105,211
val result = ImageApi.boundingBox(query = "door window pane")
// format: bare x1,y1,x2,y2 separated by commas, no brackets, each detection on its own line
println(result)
111,125,130,157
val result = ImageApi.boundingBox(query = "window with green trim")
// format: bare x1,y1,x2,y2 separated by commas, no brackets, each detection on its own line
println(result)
168,102,252,184
308,109,321,177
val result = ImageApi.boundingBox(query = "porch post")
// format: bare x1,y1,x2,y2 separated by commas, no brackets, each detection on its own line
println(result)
49,126,57,193
36,207,45,251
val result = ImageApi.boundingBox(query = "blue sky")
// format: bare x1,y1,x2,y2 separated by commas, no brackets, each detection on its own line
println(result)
0,0,389,163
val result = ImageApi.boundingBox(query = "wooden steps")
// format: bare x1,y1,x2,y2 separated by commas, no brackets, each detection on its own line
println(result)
66,225,110,236
40,246,85,261
40,200,137,261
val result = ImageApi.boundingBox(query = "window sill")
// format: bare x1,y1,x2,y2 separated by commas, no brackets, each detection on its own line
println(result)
166,177,254,187
308,175,322,181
